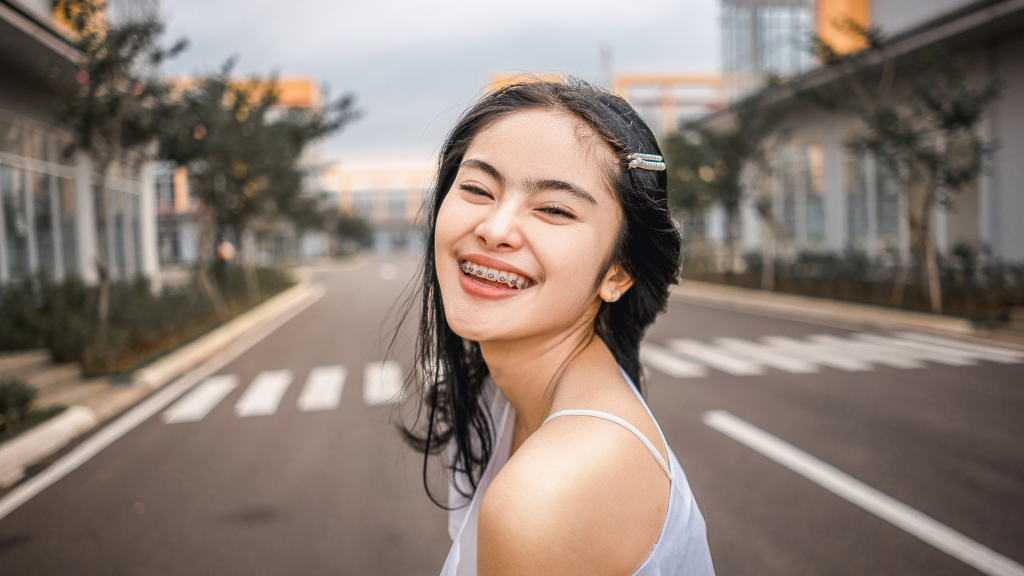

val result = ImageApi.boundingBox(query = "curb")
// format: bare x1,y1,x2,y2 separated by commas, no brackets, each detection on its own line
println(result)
671,280,977,335
0,282,317,489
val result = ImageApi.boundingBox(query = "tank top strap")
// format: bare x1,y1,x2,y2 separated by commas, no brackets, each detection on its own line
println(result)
542,409,674,481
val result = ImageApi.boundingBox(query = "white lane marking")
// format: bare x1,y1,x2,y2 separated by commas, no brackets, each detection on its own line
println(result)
162,375,238,424
703,410,1024,576
715,337,819,374
234,370,294,417
882,334,1020,365
761,336,872,372
668,338,764,376
807,335,926,369
639,343,707,379
297,365,347,412
853,334,977,366
363,361,404,406
894,332,1024,361
0,283,326,521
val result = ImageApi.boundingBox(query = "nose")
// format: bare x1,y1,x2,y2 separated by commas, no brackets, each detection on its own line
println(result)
474,201,523,251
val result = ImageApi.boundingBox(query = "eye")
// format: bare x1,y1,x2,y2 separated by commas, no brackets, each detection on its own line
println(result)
538,204,576,220
459,183,492,198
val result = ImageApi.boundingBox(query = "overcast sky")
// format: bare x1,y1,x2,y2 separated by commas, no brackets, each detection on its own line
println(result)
161,0,721,167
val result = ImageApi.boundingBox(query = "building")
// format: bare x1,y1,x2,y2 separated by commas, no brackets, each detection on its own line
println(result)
701,0,1024,263
0,0,161,286
319,163,433,255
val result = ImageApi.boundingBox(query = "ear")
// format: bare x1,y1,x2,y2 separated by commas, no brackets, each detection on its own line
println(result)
598,263,633,303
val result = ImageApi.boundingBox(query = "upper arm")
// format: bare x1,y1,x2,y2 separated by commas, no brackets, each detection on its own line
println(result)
476,421,669,576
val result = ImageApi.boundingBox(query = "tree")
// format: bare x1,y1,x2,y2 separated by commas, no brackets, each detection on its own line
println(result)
663,83,785,272
159,60,359,302
54,0,185,345
809,21,1000,313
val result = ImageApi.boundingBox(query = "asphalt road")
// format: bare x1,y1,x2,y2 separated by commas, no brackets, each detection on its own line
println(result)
1,257,1021,575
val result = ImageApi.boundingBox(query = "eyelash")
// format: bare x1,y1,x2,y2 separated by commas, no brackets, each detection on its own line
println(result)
459,184,575,220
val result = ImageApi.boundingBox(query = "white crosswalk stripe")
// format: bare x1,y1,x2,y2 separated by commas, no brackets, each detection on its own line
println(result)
162,374,238,424
667,339,764,376
363,361,405,406
297,365,347,412
235,369,294,418
642,331,1022,380
714,337,819,374
852,334,978,366
640,343,707,379
894,331,1024,361
761,336,872,372
879,333,1020,365
806,334,926,369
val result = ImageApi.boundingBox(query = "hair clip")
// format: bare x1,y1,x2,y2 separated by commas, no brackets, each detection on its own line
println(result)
627,153,666,171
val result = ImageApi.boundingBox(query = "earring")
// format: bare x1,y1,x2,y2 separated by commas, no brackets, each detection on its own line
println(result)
608,288,617,302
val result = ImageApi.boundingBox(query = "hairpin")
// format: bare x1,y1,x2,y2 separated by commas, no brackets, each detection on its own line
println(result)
627,153,666,171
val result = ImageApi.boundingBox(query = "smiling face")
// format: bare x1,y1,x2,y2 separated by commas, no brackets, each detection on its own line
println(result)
434,108,631,345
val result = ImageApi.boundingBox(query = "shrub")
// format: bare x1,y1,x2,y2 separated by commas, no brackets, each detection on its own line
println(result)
0,378,37,433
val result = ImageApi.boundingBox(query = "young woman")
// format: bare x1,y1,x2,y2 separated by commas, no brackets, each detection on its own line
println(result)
403,79,715,576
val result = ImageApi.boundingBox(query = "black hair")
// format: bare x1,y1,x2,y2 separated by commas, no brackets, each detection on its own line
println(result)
400,78,681,507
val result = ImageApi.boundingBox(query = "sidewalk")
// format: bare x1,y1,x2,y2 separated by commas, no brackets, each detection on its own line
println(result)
671,280,1024,351
0,282,321,488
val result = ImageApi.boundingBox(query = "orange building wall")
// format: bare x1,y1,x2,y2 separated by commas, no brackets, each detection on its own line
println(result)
817,0,871,55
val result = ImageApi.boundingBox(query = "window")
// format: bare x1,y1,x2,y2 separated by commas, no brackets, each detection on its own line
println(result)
33,172,57,277
2,165,29,280
846,154,870,251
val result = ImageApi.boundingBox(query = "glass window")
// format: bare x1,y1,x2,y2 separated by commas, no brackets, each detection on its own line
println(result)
353,190,374,220
33,172,57,277
805,144,825,245
59,177,77,277
2,165,30,279
387,189,407,222
0,119,21,155
846,154,870,251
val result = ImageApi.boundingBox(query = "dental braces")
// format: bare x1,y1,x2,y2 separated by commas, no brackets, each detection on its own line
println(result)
460,261,529,289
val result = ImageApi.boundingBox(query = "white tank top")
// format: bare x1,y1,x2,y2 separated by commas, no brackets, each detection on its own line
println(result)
439,367,716,575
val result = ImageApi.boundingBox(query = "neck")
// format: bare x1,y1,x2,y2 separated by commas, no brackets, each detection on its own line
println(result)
480,301,601,439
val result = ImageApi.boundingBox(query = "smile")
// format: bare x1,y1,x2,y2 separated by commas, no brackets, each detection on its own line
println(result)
460,260,531,290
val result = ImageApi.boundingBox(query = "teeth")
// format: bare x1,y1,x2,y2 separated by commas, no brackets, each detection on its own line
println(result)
460,261,530,290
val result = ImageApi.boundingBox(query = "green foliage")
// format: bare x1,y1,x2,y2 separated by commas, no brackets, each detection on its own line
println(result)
336,212,373,250
662,80,786,248
0,268,294,374
0,377,37,433
158,59,360,242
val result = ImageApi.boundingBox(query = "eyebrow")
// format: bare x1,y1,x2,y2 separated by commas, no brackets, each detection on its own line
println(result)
459,158,598,206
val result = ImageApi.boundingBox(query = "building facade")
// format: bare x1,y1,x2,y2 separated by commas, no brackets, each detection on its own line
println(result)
702,0,1024,263
319,164,433,255
0,0,160,286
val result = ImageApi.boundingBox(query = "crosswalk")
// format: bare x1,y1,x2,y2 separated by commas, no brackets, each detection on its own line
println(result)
642,331,1022,380
161,362,401,425
162,332,1020,425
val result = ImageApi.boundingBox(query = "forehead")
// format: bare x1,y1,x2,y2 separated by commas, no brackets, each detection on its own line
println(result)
463,109,618,197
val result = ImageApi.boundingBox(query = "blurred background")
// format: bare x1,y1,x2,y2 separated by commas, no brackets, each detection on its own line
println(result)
1,0,1023,574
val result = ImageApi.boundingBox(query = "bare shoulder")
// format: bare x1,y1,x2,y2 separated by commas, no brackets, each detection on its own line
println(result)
477,414,670,576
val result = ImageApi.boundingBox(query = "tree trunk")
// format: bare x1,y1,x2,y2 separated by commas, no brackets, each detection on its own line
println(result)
94,161,111,355
921,188,942,314
196,205,228,318
890,181,912,307
725,205,739,274
761,223,775,291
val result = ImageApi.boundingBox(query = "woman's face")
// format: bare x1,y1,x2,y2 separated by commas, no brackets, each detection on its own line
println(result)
434,108,628,344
